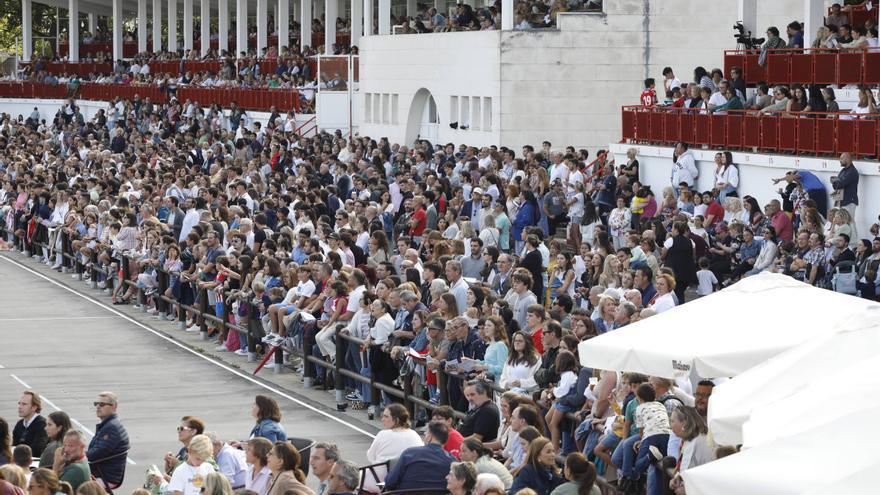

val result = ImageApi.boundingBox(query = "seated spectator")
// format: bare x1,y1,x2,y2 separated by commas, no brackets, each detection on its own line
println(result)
207,432,247,489
307,443,338,495
55,431,91,492
244,438,273,495
551,453,599,495
510,437,564,495
167,435,218,495
446,462,478,495
25,468,67,495
432,406,464,459
457,381,501,442
384,421,455,492
363,404,422,491
266,442,314,495
326,460,360,495
248,396,286,443
459,439,513,490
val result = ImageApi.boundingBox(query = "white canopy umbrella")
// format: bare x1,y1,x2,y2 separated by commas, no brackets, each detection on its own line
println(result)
708,310,880,446
577,272,878,379
682,407,880,495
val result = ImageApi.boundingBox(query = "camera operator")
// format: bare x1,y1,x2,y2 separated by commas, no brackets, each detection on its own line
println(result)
759,27,787,66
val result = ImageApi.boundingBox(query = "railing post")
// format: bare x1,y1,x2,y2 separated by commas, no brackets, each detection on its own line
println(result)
90,250,98,290
221,291,231,343
334,331,345,404
120,254,130,301
198,287,209,340
247,303,258,363
403,369,415,423
178,283,188,331
157,269,169,320
274,331,285,374
303,325,316,385
59,230,69,273
437,369,449,406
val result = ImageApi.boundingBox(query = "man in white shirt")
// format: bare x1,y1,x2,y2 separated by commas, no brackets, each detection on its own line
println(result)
207,432,247,488
662,67,682,95
548,152,569,184
446,260,469,314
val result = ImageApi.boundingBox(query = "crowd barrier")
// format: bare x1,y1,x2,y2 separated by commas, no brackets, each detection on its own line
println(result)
723,48,880,87
6,226,591,449
621,105,880,159
0,81,300,112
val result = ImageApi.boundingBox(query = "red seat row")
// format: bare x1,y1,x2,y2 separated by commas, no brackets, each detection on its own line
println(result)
621,106,880,160
724,48,880,86
78,83,165,102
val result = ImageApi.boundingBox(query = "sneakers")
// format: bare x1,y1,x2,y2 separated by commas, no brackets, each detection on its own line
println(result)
214,345,229,352
186,325,201,333
648,445,664,462
97,280,106,289
346,391,363,402
234,348,249,356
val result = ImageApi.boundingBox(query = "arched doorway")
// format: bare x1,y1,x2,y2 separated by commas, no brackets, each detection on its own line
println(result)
404,88,439,147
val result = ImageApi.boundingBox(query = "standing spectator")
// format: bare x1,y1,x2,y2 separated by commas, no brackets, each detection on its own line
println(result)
832,152,860,239
12,390,49,457
786,21,804,48
670,143,697,197
759,27,788,66
86,392,129,491
661,67,681,96
663,222,697,303
640,78,657,106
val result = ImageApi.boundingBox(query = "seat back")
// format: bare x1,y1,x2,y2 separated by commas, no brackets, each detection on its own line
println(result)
288,437,315,476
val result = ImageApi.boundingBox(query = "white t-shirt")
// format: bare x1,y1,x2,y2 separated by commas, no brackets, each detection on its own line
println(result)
696,269,717,296
168,462,215,495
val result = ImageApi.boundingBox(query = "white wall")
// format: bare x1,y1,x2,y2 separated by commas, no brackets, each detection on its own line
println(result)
610,142,878,237
358,31,502,147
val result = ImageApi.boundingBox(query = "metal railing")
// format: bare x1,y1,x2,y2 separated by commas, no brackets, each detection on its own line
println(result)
723,47,880,86
621,105,880,160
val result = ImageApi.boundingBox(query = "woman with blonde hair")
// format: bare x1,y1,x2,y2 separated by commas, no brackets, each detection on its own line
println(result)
598,254,622,289
0,466,25,492
75,481,108,495
26,468,73,495
203,472,234,495
723,196,743,224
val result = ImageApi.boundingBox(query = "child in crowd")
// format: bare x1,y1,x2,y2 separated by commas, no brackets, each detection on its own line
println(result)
695,257,718,297
640,78,657,107
619,384,672,493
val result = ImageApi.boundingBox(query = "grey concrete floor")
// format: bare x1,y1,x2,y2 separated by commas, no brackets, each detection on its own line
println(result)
0,252,378,494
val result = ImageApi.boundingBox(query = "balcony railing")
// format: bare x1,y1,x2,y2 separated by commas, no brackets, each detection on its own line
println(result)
723,48,880,87
22,58,319,79
621,105,879,160
0,81,300,112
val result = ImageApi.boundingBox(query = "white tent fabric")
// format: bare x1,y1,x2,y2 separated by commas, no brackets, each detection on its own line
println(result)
709,312,880,445
682,407,880,495
577,272,878,379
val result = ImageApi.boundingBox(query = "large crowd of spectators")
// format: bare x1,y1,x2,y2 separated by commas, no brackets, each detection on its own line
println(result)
0,21,879,490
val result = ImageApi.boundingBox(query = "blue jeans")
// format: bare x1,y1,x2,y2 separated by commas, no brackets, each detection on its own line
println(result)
615,434,641,477
634,433,669,495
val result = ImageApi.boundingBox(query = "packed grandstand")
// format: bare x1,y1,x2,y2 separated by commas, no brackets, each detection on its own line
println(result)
1,1,880,495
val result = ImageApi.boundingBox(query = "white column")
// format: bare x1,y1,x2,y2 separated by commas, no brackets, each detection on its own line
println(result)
737,0,757,39
406,0,415,18
257,0,267,54
22,0,32,62
350,0,361,46
236,0,247,56
152,0,162,52
278,0,288,53
138,0,148,52
377,0,389,35
201,0,210,56
301,0,312,49
803,0,823,49
363,0,371,36
168,0,177,51
501,0,512,29
88,13,96,33
112,0,123,60
324,0,336,50
219,0,229,55
69,0,79,62
434,0,442,11
184,0,193,50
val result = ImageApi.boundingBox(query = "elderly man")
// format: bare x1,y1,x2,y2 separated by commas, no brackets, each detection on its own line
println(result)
327,460,360,495
86,392,130,490
207,431,247,488
54,430,92,491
